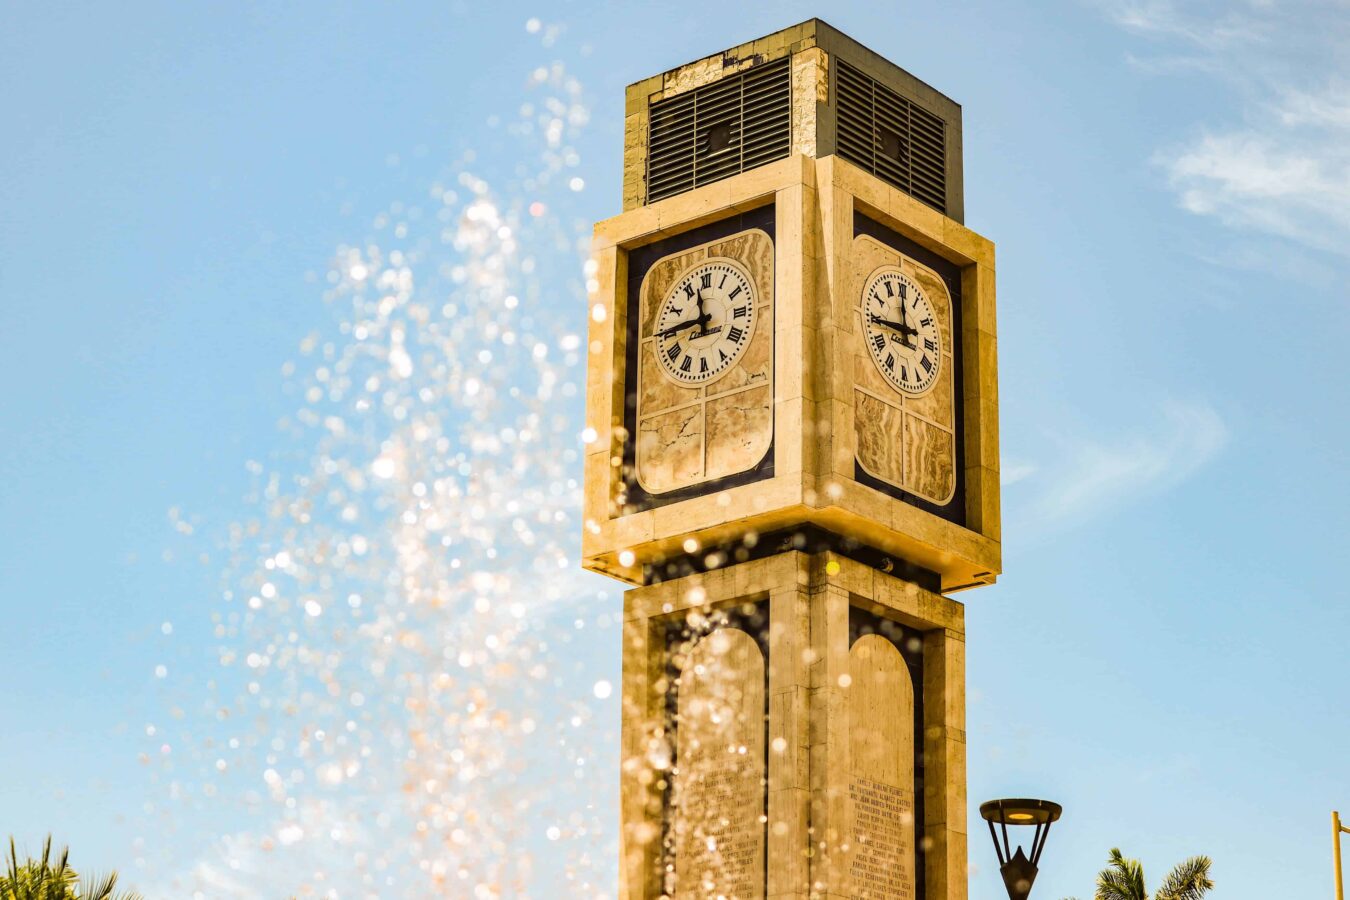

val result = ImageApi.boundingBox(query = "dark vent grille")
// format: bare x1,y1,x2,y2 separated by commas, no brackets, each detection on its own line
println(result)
646,58,792,203
836,59,947,212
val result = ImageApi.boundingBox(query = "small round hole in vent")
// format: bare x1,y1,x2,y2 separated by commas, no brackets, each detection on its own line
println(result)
703,123,734,156
878,127,908,164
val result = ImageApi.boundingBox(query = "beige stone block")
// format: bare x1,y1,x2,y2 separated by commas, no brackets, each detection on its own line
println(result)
963,397,1000,479
964,464,1001,542
595,204,661,250
773,398,805,478
768,585,810,692
824,553,873,599
835,157,890,215
916,588,965,635
655,179,736,236
922,828,968,900
943,219,995,270
828,398,853,479
962,327,997,404
623,76,660,116
811,584,851,687
885,186,947,249
724,155,805,212
963,261,997,339
767,787,811,897
923,626,966,739
769,688,809,792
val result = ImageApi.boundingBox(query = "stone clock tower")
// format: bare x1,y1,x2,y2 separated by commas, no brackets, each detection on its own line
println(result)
582,20,998,900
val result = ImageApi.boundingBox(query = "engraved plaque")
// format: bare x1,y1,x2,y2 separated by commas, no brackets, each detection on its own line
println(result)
671,627,766,899
847,635,916,899
851,234,957,505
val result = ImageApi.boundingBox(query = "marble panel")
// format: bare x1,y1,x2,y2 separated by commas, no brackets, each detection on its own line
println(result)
847,635,916,900
672,627,766,900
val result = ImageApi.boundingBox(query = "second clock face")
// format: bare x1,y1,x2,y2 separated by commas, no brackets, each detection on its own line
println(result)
653,258,757,385
861,267,942,395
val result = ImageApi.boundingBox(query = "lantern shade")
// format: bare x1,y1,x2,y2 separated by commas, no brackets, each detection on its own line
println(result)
980,798,1062,826
979,798,1062,900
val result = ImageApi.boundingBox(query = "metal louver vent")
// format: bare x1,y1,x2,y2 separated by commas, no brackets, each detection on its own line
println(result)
646,58,792,204
836,59,947,212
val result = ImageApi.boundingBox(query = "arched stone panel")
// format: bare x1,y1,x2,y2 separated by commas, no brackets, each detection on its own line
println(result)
671,626,766,899
847,634,916,899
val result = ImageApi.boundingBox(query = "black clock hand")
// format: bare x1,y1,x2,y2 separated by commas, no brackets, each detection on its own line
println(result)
656,316,707,339
869,314,919,337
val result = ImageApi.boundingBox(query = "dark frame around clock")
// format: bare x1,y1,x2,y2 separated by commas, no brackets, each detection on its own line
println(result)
620,204,777,514
854,210,967,527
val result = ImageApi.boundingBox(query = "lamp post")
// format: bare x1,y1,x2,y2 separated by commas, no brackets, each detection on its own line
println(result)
1335,810,1349,900
980,798,1063,900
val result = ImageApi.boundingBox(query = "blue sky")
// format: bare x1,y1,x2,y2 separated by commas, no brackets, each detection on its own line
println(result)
2,1,1347,897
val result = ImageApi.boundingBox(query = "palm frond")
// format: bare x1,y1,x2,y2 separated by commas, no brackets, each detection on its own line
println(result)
78,870,142,900
1096,848,1146,900
1155,855,1214,900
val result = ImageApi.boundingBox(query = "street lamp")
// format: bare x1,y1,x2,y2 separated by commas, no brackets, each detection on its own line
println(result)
980,798,1063,900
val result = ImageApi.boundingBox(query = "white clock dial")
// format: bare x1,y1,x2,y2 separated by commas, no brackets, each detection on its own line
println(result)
653,258,757,385
861,267,942,395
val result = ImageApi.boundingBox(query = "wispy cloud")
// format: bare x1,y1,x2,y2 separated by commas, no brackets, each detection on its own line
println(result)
1099,0,1350,256
1103,0,1266,50
1009,398,1226,535
1158,86,1350,254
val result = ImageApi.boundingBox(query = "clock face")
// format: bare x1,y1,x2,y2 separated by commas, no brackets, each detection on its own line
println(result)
861,267,942,396
653,258,757,385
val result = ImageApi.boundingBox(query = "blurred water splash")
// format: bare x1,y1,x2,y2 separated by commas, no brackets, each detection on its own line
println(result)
136,24,617,899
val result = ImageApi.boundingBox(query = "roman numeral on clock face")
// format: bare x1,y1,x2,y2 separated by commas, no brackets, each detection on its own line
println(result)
699,357,708,373
925,337,937,352
668,343,681,361
920,355,932,373
884,352,895,370
700,272,712,288
733,305,747,319
873,333,886,353
680,356,692,373
727,326,744,343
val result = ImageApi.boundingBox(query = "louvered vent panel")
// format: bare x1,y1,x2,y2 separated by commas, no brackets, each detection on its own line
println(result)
646,58,791,204
836,59,947,212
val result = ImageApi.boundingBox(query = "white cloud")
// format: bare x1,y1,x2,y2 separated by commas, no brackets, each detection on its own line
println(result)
1157,86,1350,253
1100,0,1350,256
1011,398,1226,534
1102,0,1265,50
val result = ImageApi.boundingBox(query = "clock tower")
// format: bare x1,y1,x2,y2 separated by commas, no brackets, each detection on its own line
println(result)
582,20,998,899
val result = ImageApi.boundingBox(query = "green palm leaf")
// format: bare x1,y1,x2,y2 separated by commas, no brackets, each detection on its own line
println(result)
1095,847,1146,900
1155,855,1213,900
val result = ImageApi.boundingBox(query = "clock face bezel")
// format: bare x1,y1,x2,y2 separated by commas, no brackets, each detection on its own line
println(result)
860,266,943,397
653,256,759,387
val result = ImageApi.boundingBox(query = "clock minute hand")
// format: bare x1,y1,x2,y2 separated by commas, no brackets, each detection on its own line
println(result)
656,317,704,339
869,314,919,337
